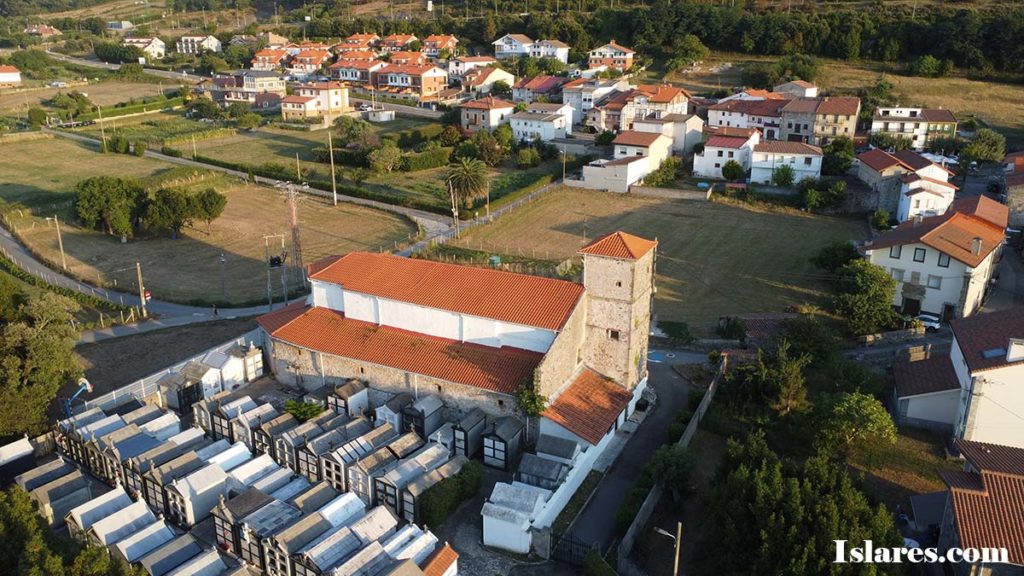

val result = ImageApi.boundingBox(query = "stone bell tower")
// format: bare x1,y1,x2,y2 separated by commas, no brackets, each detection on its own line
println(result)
578,231,657,390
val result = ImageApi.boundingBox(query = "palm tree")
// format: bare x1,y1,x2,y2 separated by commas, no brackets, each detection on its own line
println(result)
445,157,490,235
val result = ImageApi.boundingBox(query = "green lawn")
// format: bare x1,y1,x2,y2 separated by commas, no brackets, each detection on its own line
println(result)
452,187,869,335
73,112,227,145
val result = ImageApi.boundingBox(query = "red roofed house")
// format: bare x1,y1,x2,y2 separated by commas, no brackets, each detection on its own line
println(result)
780,96,860,145
692,130,762,179
334,33,379,53
422,35,458,59
281,82,349,121
587,41,635,71
374,64,448,101
329,59,386,85
708,98,788,140
0,65,22,87
388,51,427,66
511,75,567,104
461,66,515,96
257,232,657,446
334,50,378,64
938,439,1024,573
459,96,515,133
380,34,418,53
749,140,823,184
23,24,62,38
447,56,497,80
858,148,958,221
871,106,958,151
288,48,332,78
574,131,673,192
864,195,1008,320
251,48,290,71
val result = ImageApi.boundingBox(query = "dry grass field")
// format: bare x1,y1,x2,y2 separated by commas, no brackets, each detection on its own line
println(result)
0,80,178,113
2,136,418,305
452,187,868,335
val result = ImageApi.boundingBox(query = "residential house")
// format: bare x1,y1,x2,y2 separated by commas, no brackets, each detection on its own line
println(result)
863,195,1008,319
561,77,630,125
492,34,534,60
23,24,62,38
252,48,291,71
871,107,958,151
462,66,514,95
106,21,133,32
718,88,789,103
938,439,1024,575
510,102,572,142
289,49,332,78
892,355,963,432
897,173,958,223
374,64,448,101
381,34,418,53
260,32,290,48
447,56,497,80
209,70,287,109
335,33,379,53
123,37,165,60
708,98,787,140
575,131,672,193
334,50,378,64
632,113,705,155
692,131,761,179
459,96,515,133
177,35,221,54
512,75,567,104
229,34,257,47
857,148,958,218
422,35,458,59
773,80,818,98
750,141,823,184
281,82,349,122
780,96,860,145
0,65,22,87
587,41,635,71
530,39,570,64
388,51,426,66
329,59,386,86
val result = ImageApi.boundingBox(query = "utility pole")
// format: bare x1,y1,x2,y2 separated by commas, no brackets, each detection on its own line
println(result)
328,132,338,205
562,145,567,181
97,105,107,151
219,252,226,301
46,216,66,270
191,134,197,159
295,152,301,180
448,180,460,238
287,185,305,286
136,262,148,318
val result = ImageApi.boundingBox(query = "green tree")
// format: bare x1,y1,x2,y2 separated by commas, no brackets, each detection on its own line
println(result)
595,130,616,146
811,241,860,273
491,79,512,98
471,130,504,166
771,163,795,187
721,159,744,182
819,392,897,458
368,142,403,173
833,259,901,335
666,33,709,71
870,208,891,230
284,399,325,422
492,123,515,152
961,128,1006,165
196,52,230,75
193,188,227,232
235,112,261,130
647,444,694,502
438,125,462,147
27,107,47,127
74,176,144,237
909,54,942,77
515,377,547,417
333,115,378,149
0,293,81,439
186,97,223,120
869,132,913,152
445,157,489,209
516,147,540,168
767,340,811,417
822,136,854,175
225,101,250,119
145,187,195,239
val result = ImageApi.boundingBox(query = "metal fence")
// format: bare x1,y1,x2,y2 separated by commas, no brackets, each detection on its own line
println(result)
80,328,264,413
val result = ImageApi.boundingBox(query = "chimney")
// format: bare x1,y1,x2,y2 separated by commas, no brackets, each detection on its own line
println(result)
913,215,923,227
971,237,983,256
1008,339,1024,363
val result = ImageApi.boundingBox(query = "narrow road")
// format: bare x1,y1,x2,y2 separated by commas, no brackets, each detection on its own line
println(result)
45,50,207,83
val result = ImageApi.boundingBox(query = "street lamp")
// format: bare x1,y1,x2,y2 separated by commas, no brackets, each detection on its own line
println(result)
654,522,682,576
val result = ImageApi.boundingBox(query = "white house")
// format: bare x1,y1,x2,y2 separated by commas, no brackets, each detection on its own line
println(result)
447,56,497,80
561,77,630,126
510,102,571,142
529,39,570,64
0,65,21,87
864,195,1008,319
573,131,672,193
281,82,349,122
949,308,1024,449
176,35,221,54
492,34,533,59
459,96,515,133
773,80,818,98
692,132,761,179
587,41,634,71
122,37,165,60
749,141,823,184
892,356,962,432
896,173,958,222
633,113,705,155
871,107,958,151
707,98,787,140
462,66,515,95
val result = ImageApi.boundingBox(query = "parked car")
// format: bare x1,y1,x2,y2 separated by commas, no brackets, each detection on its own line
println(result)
916,312,942,332
358,103,373,112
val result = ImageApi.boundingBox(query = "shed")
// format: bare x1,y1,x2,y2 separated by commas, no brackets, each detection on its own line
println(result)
65,486,132,540
88,499,156,546
321,423,397,493
16,457,74,492
139,412,181,442
375,393,413,433
253,413,298,459
138,533,203,576
180,359,223,400
202,348,246,390
349,433,424,506
374,444,450,515
481,482,551,554
535,434,580,466
30,469,92,526
112,519,176,564
453,408,486,459
238,499,301,570
212,397,258,441
403,395,444,439
483,417,524,471
231,403,279,451
401,456,468,524
298,418,372,483
157,372,203,415
226,343,264,383
164,548,226,576
211,487,273,556
327,379,369,418
516,453,568,490
0,437,36,485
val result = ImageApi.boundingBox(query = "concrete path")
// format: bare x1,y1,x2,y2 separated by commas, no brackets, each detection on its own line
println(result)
566,349,700,549
983,251,1024,312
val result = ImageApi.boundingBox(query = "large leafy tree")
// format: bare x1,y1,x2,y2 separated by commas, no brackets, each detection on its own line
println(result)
833,259,901,335
445,157,490,209
333,116,378,150
819,392,897,458
145,188,195,239
74,177,145,237
193,188,227,232
961,128,1006,165
822,136,855,175
721,159,744,182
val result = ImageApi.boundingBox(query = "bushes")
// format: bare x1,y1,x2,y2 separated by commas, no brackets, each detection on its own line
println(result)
400,146,452,172
133,141,147,157
644,157,682,187
417,461,483,528
312,146,369,168
161,146,183,157
515,147,541,168
658,320,694,343
666,409,693,443
799,178,846,211
381,123,445,148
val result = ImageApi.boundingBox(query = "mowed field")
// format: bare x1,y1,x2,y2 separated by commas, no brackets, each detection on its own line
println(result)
0,80,178,113
2,136,418,305
452,187,868,334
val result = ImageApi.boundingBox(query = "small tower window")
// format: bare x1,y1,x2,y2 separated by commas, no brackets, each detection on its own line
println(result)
615,281,622,287
608,329,621,341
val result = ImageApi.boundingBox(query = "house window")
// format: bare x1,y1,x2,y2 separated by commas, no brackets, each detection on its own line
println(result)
727,151,734,158
804,157,812,166
717,150,723,157
927,275,942,289
938,253,950,268
891,269,905,282
913,248,926,262
889,246,902,259
714,163,720,168
608,329,620,341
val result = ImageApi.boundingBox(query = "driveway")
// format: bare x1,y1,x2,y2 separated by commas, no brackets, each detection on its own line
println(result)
565,349,700,550
984,251,1024,312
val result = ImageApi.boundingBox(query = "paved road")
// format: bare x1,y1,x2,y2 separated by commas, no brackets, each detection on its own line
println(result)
567,349,702,550
45,50,207,83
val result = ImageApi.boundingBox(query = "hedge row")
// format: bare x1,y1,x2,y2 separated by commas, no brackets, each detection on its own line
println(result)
312,146,368,168
417,461,483,528
160,127,237,147
400,146,452,172
77,97,184,121
381,123,445,148
0,253,127,314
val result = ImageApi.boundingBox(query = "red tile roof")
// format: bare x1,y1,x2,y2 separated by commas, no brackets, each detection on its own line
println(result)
335,50,378,61
901,173,958,190
858,148,911,173
921,108,957,123
703,126,759,138
753,141,822,155
705,136,750,149
958,439,1024,476
513,75,565,93
456,56,496,64
460,95,515,111
578,231,657,260
281,95,315,104
258,306,543,395
611,130,664,147
950,307,1024,374
816,96,860,115
423,34,457,46
894,149,956,176
0,65,20,74
635,84,690,103
893,356,960,398
308,252,584,331
710,98,787,117
543,368,632,445
423,543,459,576
463,66,508,87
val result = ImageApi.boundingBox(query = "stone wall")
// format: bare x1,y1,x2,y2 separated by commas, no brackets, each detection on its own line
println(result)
534,299,588,399
629,185,711,201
